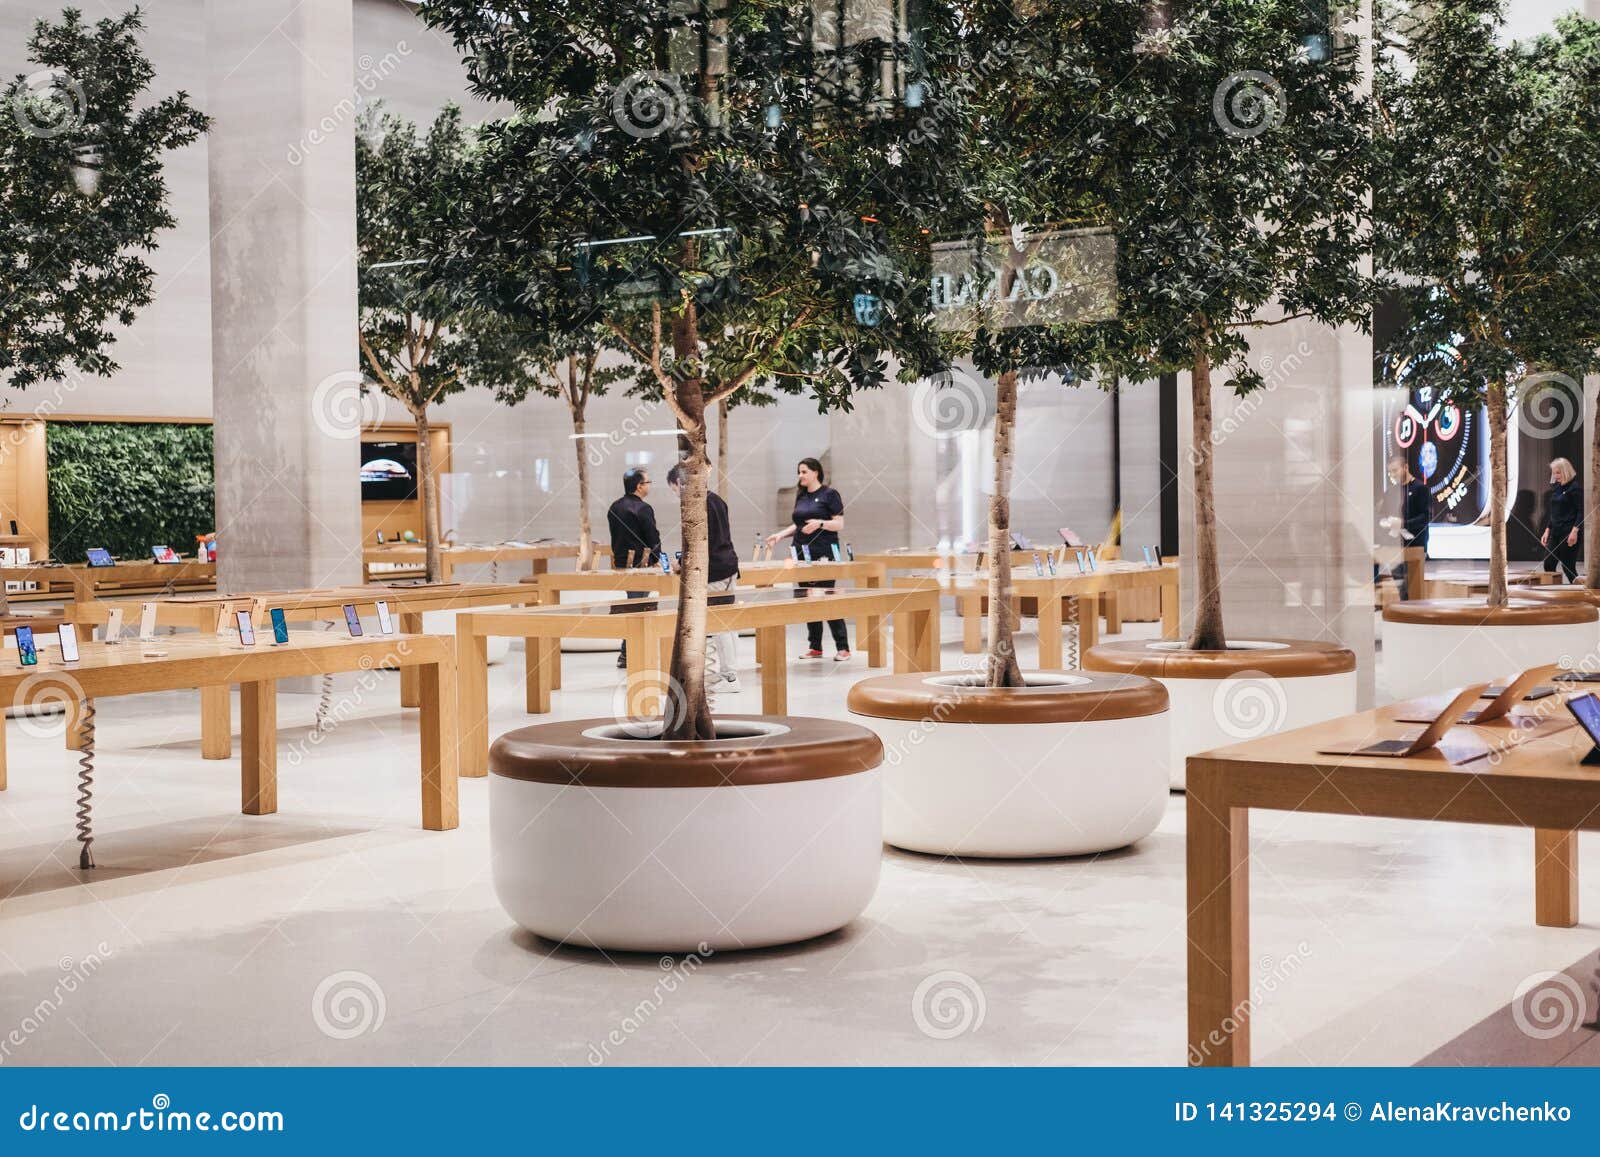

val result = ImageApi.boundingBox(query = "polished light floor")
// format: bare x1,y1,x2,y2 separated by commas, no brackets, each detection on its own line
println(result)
1,612,1597,1066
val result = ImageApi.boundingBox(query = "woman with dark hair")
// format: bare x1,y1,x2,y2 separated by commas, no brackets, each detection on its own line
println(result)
766,457,851,659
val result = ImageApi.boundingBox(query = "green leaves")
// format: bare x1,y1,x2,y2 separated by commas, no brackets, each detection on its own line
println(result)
0,8,207,390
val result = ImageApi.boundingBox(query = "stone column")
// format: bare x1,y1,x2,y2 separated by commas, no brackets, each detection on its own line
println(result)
206,0,361,592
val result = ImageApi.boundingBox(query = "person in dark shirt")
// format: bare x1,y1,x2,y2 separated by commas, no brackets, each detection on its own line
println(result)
765,457,850,659
1541,457,1582,583
668,461,740,690
607,466,660,666
1382,456,1430,600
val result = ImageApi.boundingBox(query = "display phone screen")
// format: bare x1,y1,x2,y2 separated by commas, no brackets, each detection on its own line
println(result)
57,623,80,662
1567,693,1600,746
270,608,289,645
846,544,855,561
1086,550,1098,572
802,545,813,563
235,611,256,646
376,530,385,544
1075,553,1087,575
15,626,37,666
660,554,672,575
103,608,123,643
789,546,799,561
1046,555,1058,575
342,604,363,637
85,548,113,568
138,602,158,641
375,599,395,635
1032,552,1044,576
830,543,842,562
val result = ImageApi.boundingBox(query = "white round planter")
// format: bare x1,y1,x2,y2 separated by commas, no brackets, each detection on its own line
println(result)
489,716,883,952
847,671,1169,858
1083,639,1358,791
1381,599,1597,702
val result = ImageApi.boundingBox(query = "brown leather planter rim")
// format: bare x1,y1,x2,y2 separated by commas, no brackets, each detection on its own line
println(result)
846,671,1168,724
1082,637,1356,678
490,714,883,787
1502,587,1600,609
1381,598,1596,626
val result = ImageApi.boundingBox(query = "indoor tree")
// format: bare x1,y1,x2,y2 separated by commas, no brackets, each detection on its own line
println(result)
1375,0,1600,602
1,7,207,389
1091,0,1373,649
427,0,952,740
356,103,534,582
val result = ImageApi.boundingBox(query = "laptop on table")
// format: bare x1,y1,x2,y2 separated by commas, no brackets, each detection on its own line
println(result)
1317,683,1489,761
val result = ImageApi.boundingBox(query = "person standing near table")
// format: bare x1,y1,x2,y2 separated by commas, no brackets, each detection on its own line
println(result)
765,457,850,660
668,461,741,691
607,466,660,668
1380,456,1430,600
1541,457,1582,583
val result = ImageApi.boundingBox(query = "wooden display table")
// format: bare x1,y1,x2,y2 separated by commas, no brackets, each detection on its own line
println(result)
894,562,1180,662
1186,687,1596,1067
362,541,582,583
1,559,217,602
455,585,942,777
525,558,891,666
70,582,532,760
1422,566,1556,599
0,632,457,834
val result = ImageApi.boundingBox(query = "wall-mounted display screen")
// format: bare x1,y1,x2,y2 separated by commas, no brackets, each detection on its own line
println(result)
360,441,418,502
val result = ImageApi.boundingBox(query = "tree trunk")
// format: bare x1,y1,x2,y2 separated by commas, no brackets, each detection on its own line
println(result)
717,398,729,497
571,404,593,571
665,385,715,741
1588,380,1600,589
416,407,441,584
1485,376,1510,608
985,370,1026,687
1189,349,1227,650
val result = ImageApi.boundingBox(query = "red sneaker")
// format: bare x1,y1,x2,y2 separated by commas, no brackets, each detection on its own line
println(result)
802,649,825,659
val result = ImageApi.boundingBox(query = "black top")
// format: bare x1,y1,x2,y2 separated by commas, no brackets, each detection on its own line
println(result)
705,490,740,584
1547,479,1582,535
791,484,844,560
607,493,660,569
1401,480,1431,549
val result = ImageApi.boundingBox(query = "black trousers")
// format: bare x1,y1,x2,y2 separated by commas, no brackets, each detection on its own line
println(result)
1545,531,1581,583
618,590,651,659
800,580,850,651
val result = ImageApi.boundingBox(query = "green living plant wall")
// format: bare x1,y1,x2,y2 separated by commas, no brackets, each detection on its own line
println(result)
46,421,214,564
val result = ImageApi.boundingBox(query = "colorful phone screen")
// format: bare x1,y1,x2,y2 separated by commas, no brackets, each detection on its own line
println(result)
15,626,36,666
270,608,289,645
236,611,256,646
343,605,363,637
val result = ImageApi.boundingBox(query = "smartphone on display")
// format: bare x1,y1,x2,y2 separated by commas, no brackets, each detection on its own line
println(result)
375,599,395,635
1032,552,1044,576
660,553,672,575
270,607,289,645
342,604,363,637
57,623,80,663
1046,555,1057,576
789,545,799,562
138,602,158,641
1075,552,1087,575
376,530,385,544
15,626,37,667
85,548,113,568
103,607,123,643
1086,549,1098,572
151,545,179,563
802,544,813,563
846,544,855,561
830,543,842,563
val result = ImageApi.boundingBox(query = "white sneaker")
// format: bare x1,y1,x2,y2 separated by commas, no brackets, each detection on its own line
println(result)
721,675,743,692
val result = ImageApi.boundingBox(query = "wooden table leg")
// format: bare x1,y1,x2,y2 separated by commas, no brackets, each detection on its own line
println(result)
1535,828,1579,928
200,683,231,760
240,679,277,816
962,593,983,654
0,706,8,791
457,619,490,778
864,614,885,668
751,625,786,714
1187,768,1250,1067
918,605,939,670
623,623,662,719
1161,578,1180,640
1102,590,1122,634
399,612,423,707
418,653,459,831
548,637,563,690
525,631,552,715
1078,594,1100,652
1038,589,1064,670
